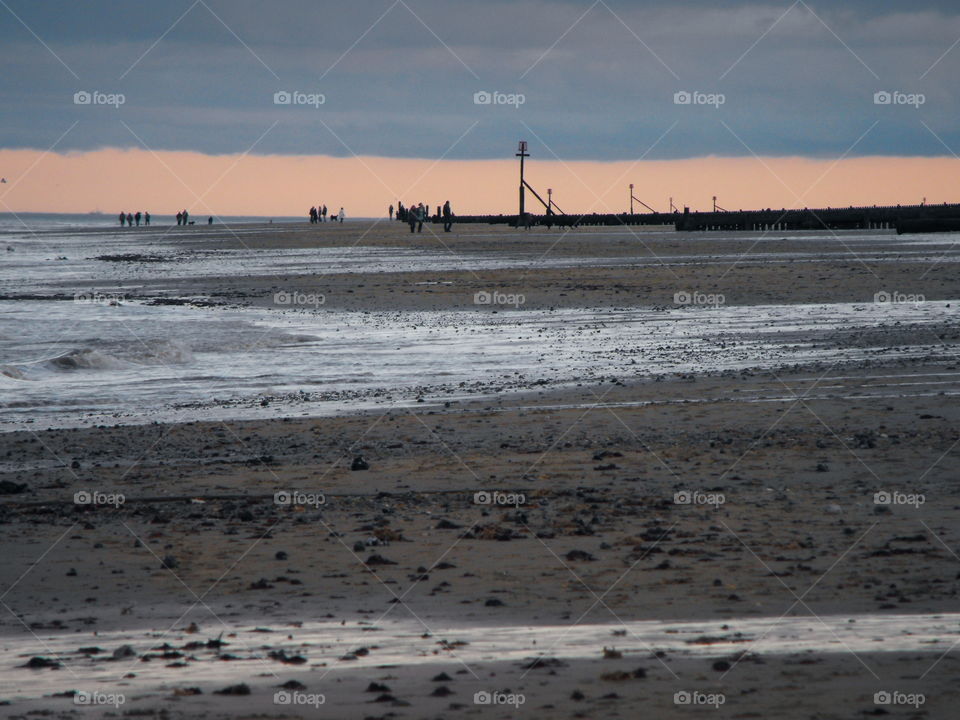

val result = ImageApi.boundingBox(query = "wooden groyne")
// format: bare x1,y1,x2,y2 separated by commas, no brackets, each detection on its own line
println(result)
444,202,960,233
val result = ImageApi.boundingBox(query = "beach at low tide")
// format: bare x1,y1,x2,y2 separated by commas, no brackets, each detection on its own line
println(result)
1,220,959,718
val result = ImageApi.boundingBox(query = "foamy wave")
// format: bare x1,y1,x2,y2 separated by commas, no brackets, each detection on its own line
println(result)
0,365,25,380
6,340,194,379
135,339,194,365
45,348,130,371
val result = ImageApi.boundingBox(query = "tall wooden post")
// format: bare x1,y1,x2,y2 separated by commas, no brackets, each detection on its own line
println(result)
516,140,529,221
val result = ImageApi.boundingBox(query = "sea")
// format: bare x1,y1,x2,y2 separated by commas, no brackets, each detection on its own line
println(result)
2,214,958,430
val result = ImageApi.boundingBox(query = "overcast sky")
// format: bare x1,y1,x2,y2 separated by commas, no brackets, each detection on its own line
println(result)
3,0,960,162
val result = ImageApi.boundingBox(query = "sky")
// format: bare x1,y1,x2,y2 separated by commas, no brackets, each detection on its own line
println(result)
2,0,960,216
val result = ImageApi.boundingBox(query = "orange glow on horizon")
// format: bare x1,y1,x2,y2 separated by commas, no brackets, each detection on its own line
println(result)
0,148,958,219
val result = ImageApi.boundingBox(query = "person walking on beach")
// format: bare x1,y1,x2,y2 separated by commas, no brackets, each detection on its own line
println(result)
144,211,150,226
135,211,141,227
176,211,182,226
407,202,418,233
417,203,425,233
126,212,133,227
309,206,317,224
182,209,189,225
338,207,345,223
321,205,327,222
442,200,453,232
389,204,394,220
119,212,126,226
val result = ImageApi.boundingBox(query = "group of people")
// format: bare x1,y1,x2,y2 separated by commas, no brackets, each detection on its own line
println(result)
308,205,345,223
118,211,150,226
391,200,454,233
118,209,215,226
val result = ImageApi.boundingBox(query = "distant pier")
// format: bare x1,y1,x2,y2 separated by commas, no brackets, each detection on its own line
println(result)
450,202,960,234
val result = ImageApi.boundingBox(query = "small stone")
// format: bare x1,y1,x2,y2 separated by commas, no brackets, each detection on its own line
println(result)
214,683,251,695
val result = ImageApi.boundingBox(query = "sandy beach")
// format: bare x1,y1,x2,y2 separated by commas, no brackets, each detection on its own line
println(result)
2,221,959,718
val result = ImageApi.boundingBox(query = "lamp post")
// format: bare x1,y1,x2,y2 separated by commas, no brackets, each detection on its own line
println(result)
547,188,553,214
629,184,634,214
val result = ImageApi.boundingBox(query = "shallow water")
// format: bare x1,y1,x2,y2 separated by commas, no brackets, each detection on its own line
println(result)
4,226,960,293
1,299,955,430
2,227,958,429
2,612,957,699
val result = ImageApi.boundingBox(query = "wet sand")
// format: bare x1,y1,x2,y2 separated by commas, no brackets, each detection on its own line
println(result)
2,222,959,718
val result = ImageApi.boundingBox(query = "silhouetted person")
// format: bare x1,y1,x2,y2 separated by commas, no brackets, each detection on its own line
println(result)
144,211,150,225
309,206,317,223
126,212,133,226
407,202,417,233
176,211,182,225
416,203,425,232
442,200,453,232
208,216,213,225
338,207,344,223
119,212,126,226
389,204,394,220
135,211,141,227
182,209,189,225
321,205,327,222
